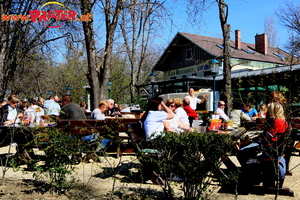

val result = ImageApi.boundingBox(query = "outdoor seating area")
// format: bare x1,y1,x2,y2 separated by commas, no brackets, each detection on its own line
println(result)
1,109,300,197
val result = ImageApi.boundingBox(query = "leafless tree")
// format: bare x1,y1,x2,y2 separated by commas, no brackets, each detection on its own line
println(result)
276,1,300,61
186,0,232,114
0,0,72,99
119,0,166,103
264,16,279,47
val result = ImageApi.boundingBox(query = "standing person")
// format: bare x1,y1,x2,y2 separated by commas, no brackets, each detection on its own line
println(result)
185,88,207,110
216,101,229,121
90,101,109,120
59,95,86,120
183,98,199,127
241,102,258,118
43,96,61,116
0,94,23,125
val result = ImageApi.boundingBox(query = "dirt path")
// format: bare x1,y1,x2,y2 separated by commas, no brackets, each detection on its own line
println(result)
0,145,300,199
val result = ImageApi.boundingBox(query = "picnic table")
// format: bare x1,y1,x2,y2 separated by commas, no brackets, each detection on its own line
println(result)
0,117,141,168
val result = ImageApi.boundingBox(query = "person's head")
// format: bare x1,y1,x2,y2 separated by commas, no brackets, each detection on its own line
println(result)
141,96,164,122
107,99,114,109
54,96,60,102
61,95,72,106
80,101,86,108
243,102,252,112
188,88,195,96
260,104,267,112
98,101,109,112
48,95,54,100
182,98,190,107
8,94,19,108
165,98,175,111
174,98,183,109
218,101,225,110
269,91,286,104
232,101,243,110
30,99,39,106
38,97,44,104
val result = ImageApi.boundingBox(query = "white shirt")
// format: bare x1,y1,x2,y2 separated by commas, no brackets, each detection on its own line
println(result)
175,107,189,124
143,111,167,141
24,105,45,125
91,108,106,120
185,95,201,110
216,107,229,121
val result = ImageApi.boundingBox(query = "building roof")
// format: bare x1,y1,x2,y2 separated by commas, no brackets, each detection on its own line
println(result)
154,31,297,71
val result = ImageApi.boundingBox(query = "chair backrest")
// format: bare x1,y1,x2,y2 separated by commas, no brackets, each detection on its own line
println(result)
128,121,145,151
255,118,266,130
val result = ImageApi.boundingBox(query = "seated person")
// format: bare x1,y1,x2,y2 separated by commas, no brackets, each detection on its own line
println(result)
91,101,108,120
173,98,189,127
182,98,199,127
241,102,258,118
60,95,86,120
216,101,229,121
43,95,61,116
141,97,191,142
24,99,45,125
258,103,267,118
230,101,251,128
0,94,23,125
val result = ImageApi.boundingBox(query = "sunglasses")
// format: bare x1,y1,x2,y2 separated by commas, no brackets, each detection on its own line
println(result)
12,102,19,104
168,105,175,107
219,104,225,106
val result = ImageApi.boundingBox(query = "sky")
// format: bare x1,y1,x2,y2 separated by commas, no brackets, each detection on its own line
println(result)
159,0,298,51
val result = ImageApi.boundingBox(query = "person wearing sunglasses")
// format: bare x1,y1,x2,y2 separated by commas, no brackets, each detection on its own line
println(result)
216,101,229,121
0,94,23,125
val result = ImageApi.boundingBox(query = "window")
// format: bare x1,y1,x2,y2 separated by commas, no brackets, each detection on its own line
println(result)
182,75,187,78
170,76,177,80
242,49,255,54
191,72,197,77
186,48,192,60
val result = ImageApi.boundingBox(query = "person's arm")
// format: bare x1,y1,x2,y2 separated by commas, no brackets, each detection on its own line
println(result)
163,120,176,132
177,120,192,132
200,94,207,103
161,102,175,119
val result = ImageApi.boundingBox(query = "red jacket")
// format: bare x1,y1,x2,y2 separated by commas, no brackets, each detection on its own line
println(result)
183,105,198,120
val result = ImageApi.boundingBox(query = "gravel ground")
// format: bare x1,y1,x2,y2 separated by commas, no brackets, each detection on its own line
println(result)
0,145,300,199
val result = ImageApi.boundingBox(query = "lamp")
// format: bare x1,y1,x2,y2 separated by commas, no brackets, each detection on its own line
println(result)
108,80,113,99
149,69,157,97
209,58,220,113
66,85,72,96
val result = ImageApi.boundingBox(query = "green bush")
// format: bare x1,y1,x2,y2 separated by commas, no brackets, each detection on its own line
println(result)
150,131,235,199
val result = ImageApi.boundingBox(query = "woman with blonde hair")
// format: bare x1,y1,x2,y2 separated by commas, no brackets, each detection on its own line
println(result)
173,98,189,126
90,101,109,120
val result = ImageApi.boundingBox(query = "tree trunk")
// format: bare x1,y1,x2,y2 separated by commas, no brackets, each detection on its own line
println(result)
218,0,232,115
81,0,101,109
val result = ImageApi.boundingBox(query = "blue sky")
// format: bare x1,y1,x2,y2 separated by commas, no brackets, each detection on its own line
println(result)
160,0,298,51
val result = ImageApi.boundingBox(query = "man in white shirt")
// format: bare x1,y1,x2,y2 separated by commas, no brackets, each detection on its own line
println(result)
216,101,229,121
185,88,207,110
